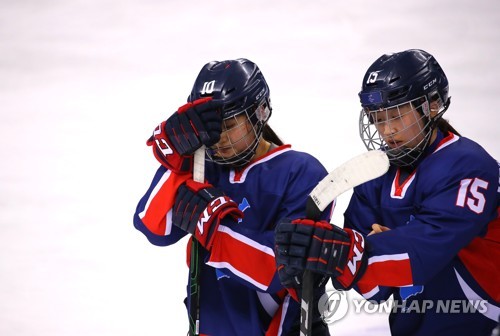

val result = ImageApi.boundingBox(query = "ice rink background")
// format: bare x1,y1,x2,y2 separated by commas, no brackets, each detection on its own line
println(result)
1,0,499,335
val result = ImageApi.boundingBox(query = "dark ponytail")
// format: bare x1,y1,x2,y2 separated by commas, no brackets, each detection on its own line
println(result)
263,124,284,146
437,118,461,136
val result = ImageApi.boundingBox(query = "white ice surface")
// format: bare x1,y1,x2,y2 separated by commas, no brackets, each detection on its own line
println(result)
1,1,499,335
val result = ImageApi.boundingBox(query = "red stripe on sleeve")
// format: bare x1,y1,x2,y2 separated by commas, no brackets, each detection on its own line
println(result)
141,172,190,236
458,217,500,301
208,229,276,289
358,257,413,290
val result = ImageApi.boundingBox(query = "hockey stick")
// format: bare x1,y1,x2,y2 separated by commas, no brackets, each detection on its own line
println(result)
299,150,389,336
189,145,205,335
193,146,205,183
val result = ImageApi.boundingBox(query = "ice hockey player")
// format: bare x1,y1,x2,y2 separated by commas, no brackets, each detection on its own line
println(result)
133,58,332,335
274,49,499,335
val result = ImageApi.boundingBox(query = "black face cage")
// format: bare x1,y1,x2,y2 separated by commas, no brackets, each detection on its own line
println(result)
359,92,448,168
206,98,272,167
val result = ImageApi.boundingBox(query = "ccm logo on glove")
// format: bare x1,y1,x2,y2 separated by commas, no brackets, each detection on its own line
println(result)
347,230,365,275
274,218,368,290
197,196,233,234
173,180,243,250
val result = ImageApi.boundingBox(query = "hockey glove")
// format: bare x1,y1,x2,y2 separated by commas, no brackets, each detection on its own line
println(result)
147,121,192,173
165,97,223,155
173,179,243,250
275,218,367,290
147,97,223,173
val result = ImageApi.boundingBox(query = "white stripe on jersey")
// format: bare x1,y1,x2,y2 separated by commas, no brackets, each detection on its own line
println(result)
368,253,410,265
433,133,460,153
362,285,381,299
257,291,279,317
277,295,291,336
229,147,292,183
218,225,275,257
454,268,500,321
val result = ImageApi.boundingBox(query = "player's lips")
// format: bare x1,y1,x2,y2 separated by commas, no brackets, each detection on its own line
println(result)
386,139,403,148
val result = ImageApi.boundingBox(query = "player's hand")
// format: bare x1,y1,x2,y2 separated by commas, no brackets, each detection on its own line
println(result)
173,179,243,249
275,218,368,290
368,223,390,236
147,98,223,172
147,120,192,173
165,97,223,155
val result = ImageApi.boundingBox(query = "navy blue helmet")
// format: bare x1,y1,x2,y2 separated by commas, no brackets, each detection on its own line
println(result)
359,49,449,112
189,58,270,119
358,50,451,168
189,58,272,167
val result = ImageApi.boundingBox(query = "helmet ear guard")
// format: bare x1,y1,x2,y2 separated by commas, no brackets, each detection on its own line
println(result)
254,96,271,122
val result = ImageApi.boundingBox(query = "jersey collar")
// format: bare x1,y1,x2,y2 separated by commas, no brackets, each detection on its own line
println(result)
229,144,292,183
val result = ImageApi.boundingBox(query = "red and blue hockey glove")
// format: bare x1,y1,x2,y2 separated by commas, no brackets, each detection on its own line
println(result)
147,97,223,172
147,120,192,173
165,97,223,155
173,179,243,250
275,218,367,290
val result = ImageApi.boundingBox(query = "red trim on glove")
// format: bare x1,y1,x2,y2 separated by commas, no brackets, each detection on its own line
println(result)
147,121,193,173
335,228,366,289
292,218,333,232
177,97,213,114
185,179,212,192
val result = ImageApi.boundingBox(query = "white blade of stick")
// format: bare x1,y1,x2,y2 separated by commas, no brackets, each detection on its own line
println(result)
193,146,205,183
309,150,389,215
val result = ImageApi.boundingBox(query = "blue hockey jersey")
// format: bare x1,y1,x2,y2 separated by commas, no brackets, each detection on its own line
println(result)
134,145,331,335
344,131,500,335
